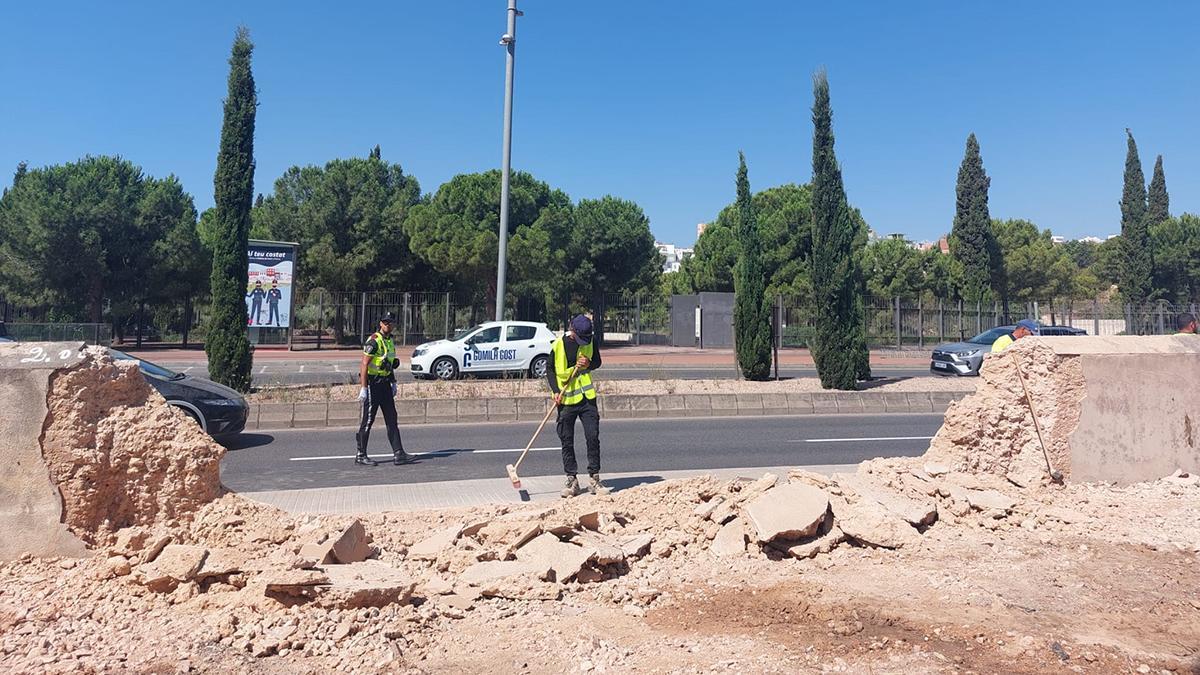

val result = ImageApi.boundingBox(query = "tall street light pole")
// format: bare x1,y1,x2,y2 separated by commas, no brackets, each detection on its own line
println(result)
495,0,521,321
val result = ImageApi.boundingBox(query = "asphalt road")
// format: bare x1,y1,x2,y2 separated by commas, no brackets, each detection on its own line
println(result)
160,361,936,387
220,413,944,493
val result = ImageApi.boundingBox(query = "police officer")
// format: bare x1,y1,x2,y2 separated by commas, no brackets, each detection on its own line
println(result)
355,312,411,466
247,281,265,325
548,314,610,497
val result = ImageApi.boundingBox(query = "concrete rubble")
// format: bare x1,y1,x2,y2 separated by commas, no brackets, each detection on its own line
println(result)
2,341,1200,673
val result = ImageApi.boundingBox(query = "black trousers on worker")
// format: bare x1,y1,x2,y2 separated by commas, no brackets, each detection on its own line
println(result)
356,381,404,456
557,398,600,476
268,303,280,326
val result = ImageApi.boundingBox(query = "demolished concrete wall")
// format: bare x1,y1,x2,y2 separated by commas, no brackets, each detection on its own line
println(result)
923,335,1200,485
0,343,225,560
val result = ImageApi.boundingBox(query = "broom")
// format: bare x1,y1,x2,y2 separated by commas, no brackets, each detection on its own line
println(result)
506,364,581,490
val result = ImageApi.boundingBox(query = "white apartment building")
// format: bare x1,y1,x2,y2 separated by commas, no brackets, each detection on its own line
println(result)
656,241,694,274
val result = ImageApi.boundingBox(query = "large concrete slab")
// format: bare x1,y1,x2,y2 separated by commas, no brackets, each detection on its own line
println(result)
1038,335,1200,356
1071,352,1200,483
0,343,89,561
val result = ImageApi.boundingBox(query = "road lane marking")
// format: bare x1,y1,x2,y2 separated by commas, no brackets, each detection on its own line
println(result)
289,447,559,461
794,436,933,443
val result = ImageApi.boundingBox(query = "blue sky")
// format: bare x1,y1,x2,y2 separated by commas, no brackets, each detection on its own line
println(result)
3,2,1198,245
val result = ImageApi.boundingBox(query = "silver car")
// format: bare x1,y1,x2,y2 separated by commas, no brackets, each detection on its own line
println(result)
930,324,1086,376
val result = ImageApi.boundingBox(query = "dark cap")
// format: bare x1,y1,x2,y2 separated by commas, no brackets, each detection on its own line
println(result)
380,312,397,323
571,315,593,344
1015,319,1039,333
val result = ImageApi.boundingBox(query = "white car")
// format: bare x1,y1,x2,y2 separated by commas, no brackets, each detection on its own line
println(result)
409,321,557,381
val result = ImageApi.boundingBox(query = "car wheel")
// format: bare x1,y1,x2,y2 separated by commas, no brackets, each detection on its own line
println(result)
529,355,549,379
169,402,206,432
432,357,459,381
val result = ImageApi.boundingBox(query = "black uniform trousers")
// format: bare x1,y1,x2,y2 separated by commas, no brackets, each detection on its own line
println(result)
557,397,600,476
356,380,404,456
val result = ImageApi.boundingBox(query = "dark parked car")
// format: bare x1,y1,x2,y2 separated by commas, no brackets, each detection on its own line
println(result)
930,324,1086,376
109,350,248,438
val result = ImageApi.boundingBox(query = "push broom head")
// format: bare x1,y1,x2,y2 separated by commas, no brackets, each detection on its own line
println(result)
506,463,521,489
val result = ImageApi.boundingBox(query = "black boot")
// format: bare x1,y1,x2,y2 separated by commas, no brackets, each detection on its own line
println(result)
393,451,412,465
355,453,377,466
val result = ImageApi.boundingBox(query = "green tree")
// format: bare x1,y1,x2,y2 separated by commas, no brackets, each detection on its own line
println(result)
949,134,1001,307
0,157,200,324
206,27,257,392
143,176,206,343
920,249,964,300
404,170,571,315
1119,129,1153,305
253,151,426,293
731,153,772,380
991,219,1075,303
678,224,736,292
1151,214,1200,303
862,237,924,299
809,71,865,390
565,196,661,307
1146,154,1169,228
710,183,816,297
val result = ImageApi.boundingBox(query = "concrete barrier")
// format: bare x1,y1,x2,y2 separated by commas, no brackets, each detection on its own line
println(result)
246,388,972,430
0,342,90,561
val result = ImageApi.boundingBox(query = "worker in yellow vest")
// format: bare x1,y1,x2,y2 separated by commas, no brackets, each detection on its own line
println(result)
991,319,1038,353
548,314,610,497
355,312,412,466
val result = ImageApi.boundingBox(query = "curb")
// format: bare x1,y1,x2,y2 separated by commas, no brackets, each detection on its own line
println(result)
244,390,971,430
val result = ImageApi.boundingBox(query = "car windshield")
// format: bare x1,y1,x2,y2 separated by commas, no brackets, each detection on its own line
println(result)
450,325,490,342
109,349,184,380
967,328,1012,345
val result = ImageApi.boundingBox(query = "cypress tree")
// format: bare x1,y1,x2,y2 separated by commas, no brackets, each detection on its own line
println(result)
810,71,860,390
1146,154,1169,227
950,134,997,305
1119,129,1153,305
732,152,772,380
205,27,257,392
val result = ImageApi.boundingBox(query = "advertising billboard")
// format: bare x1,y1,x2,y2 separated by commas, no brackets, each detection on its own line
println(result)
246,241,297,330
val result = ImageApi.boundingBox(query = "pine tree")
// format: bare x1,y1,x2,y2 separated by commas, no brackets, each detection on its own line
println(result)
732,152,772,380
370,145,382,160
1146,154,1169,227
205,27,257,392
950,134,998,305
1119,129,1153,305
810,71,861,390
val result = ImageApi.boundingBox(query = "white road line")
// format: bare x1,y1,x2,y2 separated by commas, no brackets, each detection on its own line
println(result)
258,365,268,374
289,447,559,462
298,365,306,373
795,436,933,443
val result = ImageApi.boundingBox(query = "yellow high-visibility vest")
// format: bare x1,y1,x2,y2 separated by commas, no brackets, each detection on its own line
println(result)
990,333,1015,353
366,333,397,377
552,336,596,405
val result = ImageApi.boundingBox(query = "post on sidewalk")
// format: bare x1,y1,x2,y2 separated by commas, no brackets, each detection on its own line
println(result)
635,293,641,347
402,292,410,347
444,292,451,339
917,296,924,349
772,294,781,380
360,292,368,343
317,290,324,350
893,297,901,350
938,299,944,344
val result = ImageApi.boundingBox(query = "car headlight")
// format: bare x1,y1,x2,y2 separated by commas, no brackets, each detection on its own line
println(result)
953,349,981,358
412,348,427,357
201,398,245,407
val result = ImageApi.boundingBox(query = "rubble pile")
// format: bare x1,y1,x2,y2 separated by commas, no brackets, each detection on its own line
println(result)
1,346,1198,673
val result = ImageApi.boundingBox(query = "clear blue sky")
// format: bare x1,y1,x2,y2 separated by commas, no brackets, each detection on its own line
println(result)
3,2,1198,245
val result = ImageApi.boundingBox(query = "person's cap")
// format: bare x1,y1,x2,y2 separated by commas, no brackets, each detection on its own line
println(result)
1015,319,1039,333
380,312,396,323
571,315,593,344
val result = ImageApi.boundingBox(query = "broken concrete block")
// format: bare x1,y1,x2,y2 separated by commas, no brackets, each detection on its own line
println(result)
618,533,654,558
836,500,919,549
964,489,1016,513
574,534,625,565
578,511,607,531
1040,506,1088,525
478,574,562,601
461,520,490,538
139,545,208,591
834,473,938,527
423,576,455,596
708,501,738,526
441,593,475,612
143,536,172,563
329,520,372,564
515,533,596,583
788,469,833,489
196,547,242,580
475,520,542,551
319,561,415,608
744,483,829,543
576,567,605,584
459,560,551,587
924,462,950,477
113,527,150,556
773,526,845,560
264,570,329,598
298,540,335,567
709,518,747,557
409,524,463,561
692,498,723,519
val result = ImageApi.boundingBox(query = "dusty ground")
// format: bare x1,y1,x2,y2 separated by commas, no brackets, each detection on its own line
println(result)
249,375,976,404
2,344,1196,674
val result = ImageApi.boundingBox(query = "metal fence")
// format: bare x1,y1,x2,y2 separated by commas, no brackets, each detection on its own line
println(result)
3,323,112,345
779,296,1192,348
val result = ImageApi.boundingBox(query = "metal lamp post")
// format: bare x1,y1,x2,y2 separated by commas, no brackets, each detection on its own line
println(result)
494,0,522,321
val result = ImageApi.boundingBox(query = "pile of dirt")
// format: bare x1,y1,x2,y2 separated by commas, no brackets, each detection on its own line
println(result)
39,348,225,544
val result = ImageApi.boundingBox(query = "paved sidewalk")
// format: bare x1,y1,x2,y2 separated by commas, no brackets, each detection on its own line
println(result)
234,464,856,514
